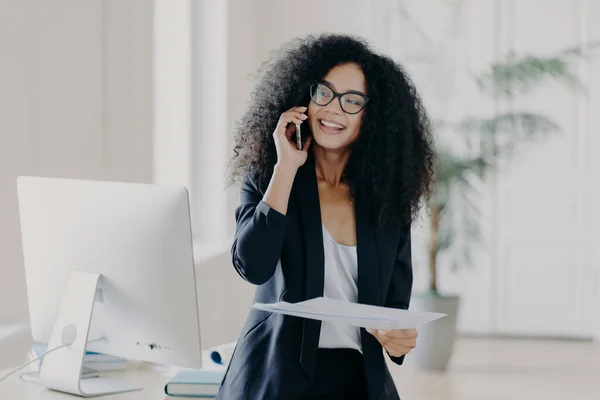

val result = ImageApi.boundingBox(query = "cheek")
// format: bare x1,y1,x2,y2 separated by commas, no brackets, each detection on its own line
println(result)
307,105,318,129
307,103,317,119
347,115,363,137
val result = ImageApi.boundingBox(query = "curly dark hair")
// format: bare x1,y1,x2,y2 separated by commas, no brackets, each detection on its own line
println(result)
228,33,435,226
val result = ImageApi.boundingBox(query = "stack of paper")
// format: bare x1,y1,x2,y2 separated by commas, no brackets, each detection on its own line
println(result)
252,297,446,330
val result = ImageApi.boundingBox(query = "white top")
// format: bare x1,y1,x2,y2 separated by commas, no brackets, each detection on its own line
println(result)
318,224,362,353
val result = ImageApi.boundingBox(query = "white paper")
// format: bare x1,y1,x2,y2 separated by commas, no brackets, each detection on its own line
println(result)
252,297,446,330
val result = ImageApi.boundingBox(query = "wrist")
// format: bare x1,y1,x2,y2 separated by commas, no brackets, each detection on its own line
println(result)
274,162,299,177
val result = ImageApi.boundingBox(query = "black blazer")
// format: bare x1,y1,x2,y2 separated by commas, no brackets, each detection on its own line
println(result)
216,156,413,400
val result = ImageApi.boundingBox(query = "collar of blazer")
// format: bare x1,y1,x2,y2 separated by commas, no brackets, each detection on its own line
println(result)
294,152,386,384
293,152,381,306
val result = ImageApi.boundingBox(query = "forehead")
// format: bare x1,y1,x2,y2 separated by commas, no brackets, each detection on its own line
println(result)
322,63,366,93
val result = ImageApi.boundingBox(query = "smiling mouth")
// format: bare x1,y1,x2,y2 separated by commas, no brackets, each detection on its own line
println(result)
318,119,346,131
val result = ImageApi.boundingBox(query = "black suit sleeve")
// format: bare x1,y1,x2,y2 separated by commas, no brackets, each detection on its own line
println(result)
231,176,288,285
385,223,414,365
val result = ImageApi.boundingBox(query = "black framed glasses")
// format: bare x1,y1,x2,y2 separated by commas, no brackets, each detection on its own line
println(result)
309,82,369,114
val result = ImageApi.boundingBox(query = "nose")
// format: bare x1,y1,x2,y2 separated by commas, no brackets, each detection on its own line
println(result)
323,97,343,115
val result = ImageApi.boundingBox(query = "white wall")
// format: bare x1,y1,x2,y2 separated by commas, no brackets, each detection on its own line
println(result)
490,0,600,339
392,0,600,338
0,0,153,326
153,0,192,191
225,0,260,237
192,0,229,241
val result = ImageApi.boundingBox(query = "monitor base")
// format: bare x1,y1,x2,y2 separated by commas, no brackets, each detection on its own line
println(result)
36,271,142,397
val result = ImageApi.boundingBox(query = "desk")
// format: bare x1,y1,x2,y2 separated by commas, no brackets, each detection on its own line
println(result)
0,365,215,400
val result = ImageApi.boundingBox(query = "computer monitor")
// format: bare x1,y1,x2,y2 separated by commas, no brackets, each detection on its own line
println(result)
16,176,203,397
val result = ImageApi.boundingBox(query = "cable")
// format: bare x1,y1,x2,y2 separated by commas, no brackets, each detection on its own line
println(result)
0,337,106,384
0,343,69,383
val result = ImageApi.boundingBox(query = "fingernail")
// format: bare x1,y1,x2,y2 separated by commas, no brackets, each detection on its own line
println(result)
378,330,387,336
366,328,374,334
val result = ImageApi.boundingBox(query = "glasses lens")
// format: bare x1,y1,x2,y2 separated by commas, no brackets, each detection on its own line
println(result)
311,84,333,106
340,93,366,114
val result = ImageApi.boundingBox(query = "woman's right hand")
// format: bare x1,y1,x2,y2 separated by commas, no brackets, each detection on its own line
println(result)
273,106,313,170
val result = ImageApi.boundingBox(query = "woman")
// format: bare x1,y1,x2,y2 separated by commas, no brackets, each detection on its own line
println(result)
218,34,435,400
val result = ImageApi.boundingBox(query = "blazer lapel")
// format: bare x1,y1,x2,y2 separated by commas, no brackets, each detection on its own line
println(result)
295,154,325,377
355,192,380,307
294,156,385,393
355,192,387,400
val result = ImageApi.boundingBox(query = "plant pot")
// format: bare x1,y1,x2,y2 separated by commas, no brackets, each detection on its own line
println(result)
409,294,460,371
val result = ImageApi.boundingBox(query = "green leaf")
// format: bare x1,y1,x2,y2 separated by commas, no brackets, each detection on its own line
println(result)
435,147,490,187
476,52,585,97
436,210,455,251
559,40,600,59
460,112,559,137
458,183,482,221
458,112,561,160
461,112,560,151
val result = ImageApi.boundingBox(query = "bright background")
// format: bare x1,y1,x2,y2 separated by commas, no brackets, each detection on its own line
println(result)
1,1,599,398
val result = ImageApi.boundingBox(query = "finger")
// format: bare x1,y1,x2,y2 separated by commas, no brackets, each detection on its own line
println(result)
390,339,417,354
370,330,417,353
282,111,308,121
406,328,418,339
367,329,390,346
388,337,416,349
278,116,306,134
376,330,395,344
290,106,308,113
384,345,403,357
386,345,409,358
384,341,413,355
380,329,418,340
287,115,308,125
382,334,417,349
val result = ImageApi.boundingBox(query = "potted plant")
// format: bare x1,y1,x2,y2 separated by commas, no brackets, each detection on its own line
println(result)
409,44,596,371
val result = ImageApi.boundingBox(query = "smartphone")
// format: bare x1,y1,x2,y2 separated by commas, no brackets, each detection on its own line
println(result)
295,123,302,150
294,118,310,150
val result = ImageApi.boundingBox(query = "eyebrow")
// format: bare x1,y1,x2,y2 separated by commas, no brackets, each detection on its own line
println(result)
321,79,367,97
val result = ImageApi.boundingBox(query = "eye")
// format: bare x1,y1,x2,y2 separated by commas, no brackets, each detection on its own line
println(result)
344,96,364,106
318,90,331,97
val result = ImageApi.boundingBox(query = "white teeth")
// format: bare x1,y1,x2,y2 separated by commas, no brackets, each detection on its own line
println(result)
320,120,344,129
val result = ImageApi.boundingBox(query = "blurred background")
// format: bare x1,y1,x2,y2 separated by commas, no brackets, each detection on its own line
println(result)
1,0,599,398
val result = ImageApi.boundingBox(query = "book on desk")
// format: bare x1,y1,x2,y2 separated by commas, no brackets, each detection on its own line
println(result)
164,343,232,398
164,369,225,398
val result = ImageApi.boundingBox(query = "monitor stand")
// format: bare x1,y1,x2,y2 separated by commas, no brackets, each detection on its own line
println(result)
37,271,142,397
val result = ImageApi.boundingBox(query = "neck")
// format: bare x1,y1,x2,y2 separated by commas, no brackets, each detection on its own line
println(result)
313,145,351,187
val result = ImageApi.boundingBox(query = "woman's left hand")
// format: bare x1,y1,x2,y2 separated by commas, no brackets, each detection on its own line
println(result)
367,328,418,357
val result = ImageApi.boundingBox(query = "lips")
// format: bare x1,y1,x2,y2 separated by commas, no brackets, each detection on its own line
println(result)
318,119,346,134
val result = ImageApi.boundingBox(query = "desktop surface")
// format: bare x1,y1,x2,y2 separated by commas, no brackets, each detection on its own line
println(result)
0,365,215,400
